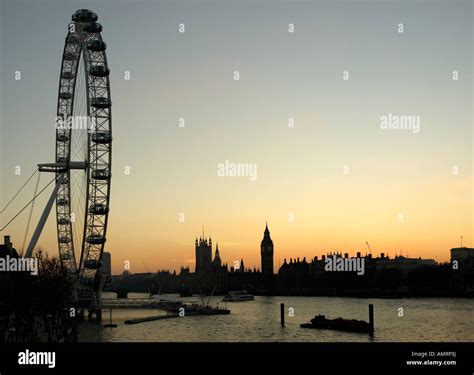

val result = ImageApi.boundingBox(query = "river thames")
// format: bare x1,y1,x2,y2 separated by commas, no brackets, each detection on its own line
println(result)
77,294,474,342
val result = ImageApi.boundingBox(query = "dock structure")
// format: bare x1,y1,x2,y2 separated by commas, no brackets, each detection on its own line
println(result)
280,303,285,327
102,299,179,310
125,314,179,324
124,308,230,325
369,304,374,334
102,298,231,325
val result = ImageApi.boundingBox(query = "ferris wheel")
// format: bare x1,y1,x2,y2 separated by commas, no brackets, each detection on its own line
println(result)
22,9,112,308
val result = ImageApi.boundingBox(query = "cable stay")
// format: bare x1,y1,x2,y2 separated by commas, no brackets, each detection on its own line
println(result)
21,172,41,252
0,175,57,232
0,169,39,214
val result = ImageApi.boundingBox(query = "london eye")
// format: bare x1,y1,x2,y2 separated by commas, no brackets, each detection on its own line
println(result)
18,9,113,312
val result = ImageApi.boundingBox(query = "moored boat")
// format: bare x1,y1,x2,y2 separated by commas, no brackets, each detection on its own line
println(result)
222,291,254,302
301,314,370,333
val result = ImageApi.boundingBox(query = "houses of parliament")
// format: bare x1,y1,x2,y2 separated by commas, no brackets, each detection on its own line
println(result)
106,224,473,296
193,224,275,291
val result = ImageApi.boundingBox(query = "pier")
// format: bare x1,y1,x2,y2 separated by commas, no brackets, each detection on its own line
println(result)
102,298,231,325
125,314,179,324
102,299,165,310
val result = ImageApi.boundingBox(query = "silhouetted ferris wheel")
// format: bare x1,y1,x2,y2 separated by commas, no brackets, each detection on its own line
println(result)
23,9,112,310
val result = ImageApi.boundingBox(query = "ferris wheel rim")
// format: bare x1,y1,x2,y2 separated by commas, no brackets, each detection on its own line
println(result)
54,9,112,298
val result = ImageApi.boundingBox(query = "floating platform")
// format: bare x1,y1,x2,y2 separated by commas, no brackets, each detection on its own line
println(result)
301,314,371,333
190,307,230,316
124,307,230,325
125,314,179,324
102,299,164,309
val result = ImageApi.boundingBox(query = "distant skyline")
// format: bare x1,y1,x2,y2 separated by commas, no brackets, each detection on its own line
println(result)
1,0,472,275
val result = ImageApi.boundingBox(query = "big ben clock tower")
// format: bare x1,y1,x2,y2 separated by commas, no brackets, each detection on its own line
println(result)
261,223,274,289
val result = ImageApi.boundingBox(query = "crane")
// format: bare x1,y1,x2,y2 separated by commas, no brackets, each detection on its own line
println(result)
365,241,372,256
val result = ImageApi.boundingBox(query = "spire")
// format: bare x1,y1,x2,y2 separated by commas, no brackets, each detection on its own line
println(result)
261,222,273,247
213,242,222,267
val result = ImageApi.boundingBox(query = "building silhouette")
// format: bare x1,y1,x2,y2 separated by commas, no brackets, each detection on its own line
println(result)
451,247,474,289
106,232,474,297
261,223,274,289
451,247,474,263
102,251,111,276
0,236,19,258
212,243,222,268
195,236,212,275
194,235,229,291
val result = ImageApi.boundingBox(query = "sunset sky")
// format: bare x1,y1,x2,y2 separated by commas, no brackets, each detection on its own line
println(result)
1,0,472,275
